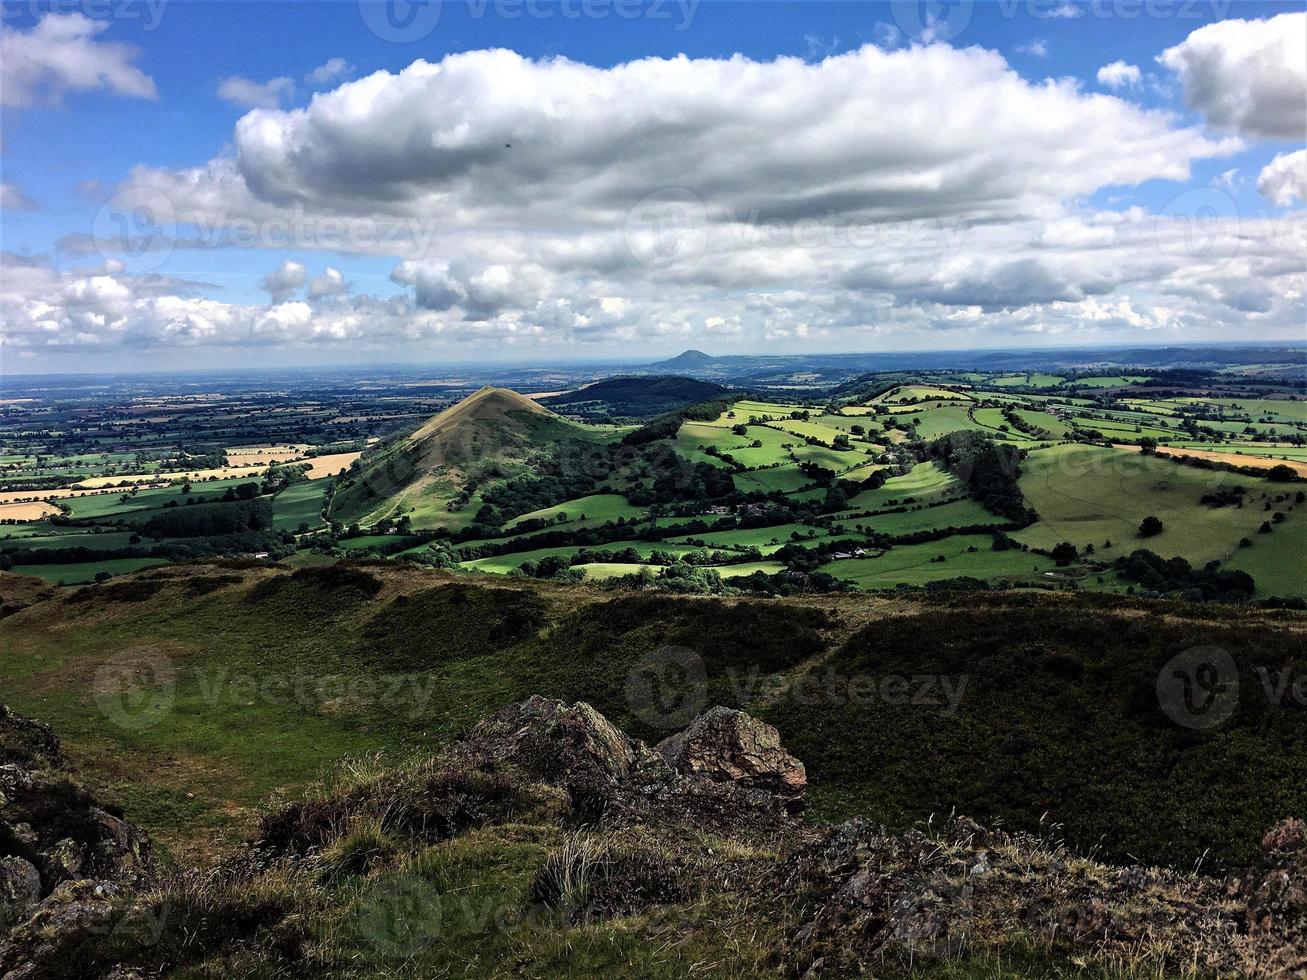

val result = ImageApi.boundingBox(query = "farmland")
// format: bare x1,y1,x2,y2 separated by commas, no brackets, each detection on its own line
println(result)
2,355,1303,599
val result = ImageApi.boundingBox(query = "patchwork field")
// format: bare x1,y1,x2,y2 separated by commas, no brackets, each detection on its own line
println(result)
3,367,1303,599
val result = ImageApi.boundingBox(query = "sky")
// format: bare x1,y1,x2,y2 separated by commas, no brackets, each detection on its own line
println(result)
0,0,1304,373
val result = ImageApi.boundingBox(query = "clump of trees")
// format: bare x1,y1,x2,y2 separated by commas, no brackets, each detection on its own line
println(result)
925,431,1034,524
1114,548,1254,601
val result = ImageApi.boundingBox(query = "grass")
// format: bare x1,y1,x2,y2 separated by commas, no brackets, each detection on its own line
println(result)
504,493,646,530
4,566,1301,876
272,480,327,531
839,461,959,513
819,534,1055,588
11,557,169,583
1013,444,1279,564
1221,506,1307,597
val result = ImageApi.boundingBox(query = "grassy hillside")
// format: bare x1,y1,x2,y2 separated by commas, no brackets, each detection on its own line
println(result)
1,562,1301,872
329,388,617,528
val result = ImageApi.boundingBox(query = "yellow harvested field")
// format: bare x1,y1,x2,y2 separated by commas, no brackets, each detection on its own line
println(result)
0,483,169,504
1114,444,1307,477
75,465,269,488
224,445,310,465
302,451,362,479
0,501,59,520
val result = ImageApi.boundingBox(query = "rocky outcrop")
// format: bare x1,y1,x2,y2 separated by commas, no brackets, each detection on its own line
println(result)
655,706,806,809
0,572,55,620
0,705,155,970
782,813,1307,978
0,704,61,770
2,697,1305,979
452,695,648,798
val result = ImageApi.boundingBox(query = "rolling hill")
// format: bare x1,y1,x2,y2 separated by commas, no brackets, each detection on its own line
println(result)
541,375,730,418
650,349,717,371
328,387,607,528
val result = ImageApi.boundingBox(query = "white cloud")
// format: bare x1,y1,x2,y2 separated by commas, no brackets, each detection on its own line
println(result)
1258,150,1307,206
305,58,354,86
1016,39,1048,58
133,45,1229,235
8,42,1304,358
1213,168,1241,190
307,266,347,300
258,259,306,302
0,183,40,212
1096,60,1141,89
1159,12,1306,139
0,13,157,108
217,75,295,109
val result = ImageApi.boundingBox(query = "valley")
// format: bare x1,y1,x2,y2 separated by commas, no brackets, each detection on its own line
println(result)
4,348,1304,600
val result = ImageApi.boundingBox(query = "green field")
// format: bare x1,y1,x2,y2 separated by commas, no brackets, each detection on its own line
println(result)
820,534,1057,588
271,480,328,531
1221,508,1307,597
504,493,646,530
11,557,169,583
1013,444,1277,564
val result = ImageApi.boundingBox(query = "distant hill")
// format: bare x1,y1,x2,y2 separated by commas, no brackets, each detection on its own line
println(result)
541,375,730,419
651,349,716,370
329,386,589,527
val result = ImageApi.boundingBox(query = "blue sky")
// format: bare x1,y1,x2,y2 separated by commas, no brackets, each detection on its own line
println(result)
1,0,1304,371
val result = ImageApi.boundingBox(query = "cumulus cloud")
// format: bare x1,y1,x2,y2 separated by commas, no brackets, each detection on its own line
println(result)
1258,149,1307,206
307,266,347,300
217,75,295,109
1159,12,1306,139
1016,39,1048,58
1096,60,1141,89
8,42,1305,358
258,259,306,302
305,57,354,86
0,13,157,107
0,183,40,212
132,44,1232,238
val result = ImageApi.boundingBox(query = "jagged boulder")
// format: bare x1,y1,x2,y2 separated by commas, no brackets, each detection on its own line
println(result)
451,696,650,807
0,704,61,769
0,705,156,976
655,706,806,809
